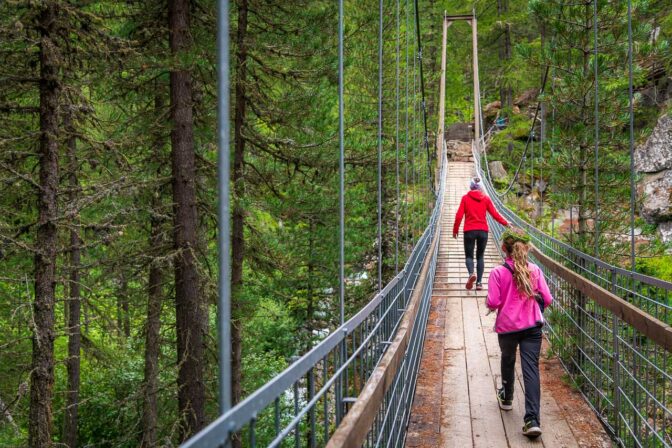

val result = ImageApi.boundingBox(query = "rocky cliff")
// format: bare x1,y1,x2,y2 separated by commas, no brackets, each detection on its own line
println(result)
635,113,672,243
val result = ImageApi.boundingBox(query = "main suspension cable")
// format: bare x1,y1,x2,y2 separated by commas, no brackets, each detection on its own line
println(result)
483,65,550,197
413,0,435,196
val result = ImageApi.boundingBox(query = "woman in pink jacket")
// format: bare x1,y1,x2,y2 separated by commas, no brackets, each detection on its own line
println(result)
486,227,553,439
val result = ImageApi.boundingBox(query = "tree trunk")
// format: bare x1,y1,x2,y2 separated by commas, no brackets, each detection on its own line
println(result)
141,94,166,448
117,274,130,338
169,0,205,439
498,0,512,110
64,115,81,448
122,291,130,338
231,2,249,446
30,3,59,447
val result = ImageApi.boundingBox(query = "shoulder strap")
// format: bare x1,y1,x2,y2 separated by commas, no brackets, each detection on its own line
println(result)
501,262,514,275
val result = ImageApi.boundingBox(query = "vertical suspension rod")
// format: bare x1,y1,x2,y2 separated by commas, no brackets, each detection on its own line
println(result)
217,0,232,421
395,0,401,274
593,0,600,257
378,0,383,292
338,0,345,323
627,0,636,271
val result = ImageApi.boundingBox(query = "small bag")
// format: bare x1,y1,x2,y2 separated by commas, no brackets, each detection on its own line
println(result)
501,263,545,313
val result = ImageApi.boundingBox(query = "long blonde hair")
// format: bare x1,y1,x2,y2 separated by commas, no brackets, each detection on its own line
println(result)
503,232,534,298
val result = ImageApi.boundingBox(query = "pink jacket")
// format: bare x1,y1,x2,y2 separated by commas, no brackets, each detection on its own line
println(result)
486,258,553,334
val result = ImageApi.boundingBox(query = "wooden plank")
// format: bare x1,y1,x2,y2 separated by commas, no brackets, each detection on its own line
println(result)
440,348,474,447
462,299,509,448
444,297,464,350
406,295,446,447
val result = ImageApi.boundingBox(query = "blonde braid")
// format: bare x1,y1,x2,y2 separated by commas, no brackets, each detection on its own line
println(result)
510,241,534,298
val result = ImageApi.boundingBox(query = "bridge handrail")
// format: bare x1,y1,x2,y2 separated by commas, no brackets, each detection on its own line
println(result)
325,150,447,448
530,247,672,352
181,156,446,448
472,142,672,324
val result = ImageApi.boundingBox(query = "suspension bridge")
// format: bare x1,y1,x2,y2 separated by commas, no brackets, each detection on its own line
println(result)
191,2,672,447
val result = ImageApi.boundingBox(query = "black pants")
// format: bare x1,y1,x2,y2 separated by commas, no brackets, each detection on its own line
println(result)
463,230,488,283
498,326,542,423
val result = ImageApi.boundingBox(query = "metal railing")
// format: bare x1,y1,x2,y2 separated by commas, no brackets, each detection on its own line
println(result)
473,142,672,447
476,139,672,326
325,152,446,448
182,159,445,448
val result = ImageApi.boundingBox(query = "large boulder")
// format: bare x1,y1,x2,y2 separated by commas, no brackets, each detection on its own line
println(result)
634,114,672,173
514,88,539,107
640,170,672,222
484,101,501,118
658,222,672,245
446,140,473,162
488,160,507,180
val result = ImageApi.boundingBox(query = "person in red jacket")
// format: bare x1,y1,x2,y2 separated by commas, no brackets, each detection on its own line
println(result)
453,177,509,290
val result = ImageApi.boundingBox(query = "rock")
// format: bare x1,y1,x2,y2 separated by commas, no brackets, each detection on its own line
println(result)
512,105,521,115
484,101,501,118
535,179,548,193
658,222,672,244
488,160,507,180
641,170,672,222
446,140,473,162
445,123,473,142
514,88,539,107
634,114,672,173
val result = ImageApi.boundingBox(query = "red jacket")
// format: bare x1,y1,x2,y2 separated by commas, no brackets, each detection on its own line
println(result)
453,190,508,236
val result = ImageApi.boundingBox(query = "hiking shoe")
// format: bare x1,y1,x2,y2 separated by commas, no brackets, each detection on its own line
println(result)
522,419,542,438
497,388,512,411
476,283,483,291
466,274,477,290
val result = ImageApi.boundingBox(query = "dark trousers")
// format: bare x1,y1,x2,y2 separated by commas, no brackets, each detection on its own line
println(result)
498,326,543,423
463,230,488,283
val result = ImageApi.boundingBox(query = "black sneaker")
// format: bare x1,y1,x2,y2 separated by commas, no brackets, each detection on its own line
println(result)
476,283,483,291
497,387,512,411
522,419,542,438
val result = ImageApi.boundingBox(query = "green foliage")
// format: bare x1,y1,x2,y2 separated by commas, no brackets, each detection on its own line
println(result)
637,255,672,282
1,0,671,445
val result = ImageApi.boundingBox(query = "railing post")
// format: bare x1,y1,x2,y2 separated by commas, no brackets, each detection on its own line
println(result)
336,332,345,425
609,269,621,443
575,257,587,372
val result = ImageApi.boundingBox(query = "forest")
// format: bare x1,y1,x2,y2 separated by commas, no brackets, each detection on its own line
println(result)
0,0,671,447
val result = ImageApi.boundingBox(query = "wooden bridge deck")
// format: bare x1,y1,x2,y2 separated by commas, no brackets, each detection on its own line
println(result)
405,162,612,448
